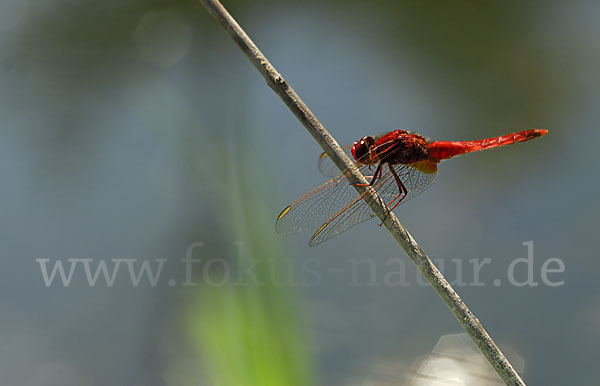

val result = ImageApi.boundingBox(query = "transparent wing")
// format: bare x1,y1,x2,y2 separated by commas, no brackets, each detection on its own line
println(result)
317,145,355,178
276,162,437,246
276,175,360,236
307,163,437,246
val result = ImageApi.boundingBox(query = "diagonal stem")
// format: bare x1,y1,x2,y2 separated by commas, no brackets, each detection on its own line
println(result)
198,1,525,385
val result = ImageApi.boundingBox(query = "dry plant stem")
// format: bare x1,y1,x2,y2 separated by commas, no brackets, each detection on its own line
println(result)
199,1,525,385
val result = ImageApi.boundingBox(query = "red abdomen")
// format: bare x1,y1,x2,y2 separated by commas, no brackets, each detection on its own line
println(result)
427,129,548,162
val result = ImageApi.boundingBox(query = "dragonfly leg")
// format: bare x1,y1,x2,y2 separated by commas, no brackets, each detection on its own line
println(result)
354,163,382,187
379,164,407,225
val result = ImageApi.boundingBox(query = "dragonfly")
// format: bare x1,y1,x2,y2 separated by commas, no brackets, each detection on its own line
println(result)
276,129,548,246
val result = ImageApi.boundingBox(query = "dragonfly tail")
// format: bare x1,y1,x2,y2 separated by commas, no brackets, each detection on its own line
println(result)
427,129,548,161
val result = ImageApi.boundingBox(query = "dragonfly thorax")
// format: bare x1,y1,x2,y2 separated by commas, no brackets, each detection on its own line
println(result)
353,130,431,166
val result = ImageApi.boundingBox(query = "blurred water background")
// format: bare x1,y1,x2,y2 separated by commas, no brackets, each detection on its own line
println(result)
1,0,599,385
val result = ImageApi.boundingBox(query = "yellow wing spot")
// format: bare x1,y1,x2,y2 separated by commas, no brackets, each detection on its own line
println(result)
410,160,438,174
277,206,292,221
312,222,329,239
319,152,328,160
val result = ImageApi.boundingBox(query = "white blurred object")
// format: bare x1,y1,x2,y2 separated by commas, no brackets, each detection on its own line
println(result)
134,10,193,67
361,333,524,386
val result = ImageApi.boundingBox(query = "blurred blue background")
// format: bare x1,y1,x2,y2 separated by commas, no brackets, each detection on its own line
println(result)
1,0,598,385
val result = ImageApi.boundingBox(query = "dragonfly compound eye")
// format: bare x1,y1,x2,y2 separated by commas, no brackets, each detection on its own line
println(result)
351,136,375,162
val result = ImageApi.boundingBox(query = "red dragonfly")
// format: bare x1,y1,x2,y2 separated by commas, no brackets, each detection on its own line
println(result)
276,129,548,246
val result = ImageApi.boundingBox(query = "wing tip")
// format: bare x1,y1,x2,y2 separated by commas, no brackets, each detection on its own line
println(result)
276,206,292,221
308,222,329,246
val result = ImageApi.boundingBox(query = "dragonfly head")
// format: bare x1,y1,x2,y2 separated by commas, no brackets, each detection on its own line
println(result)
351,136,376,163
